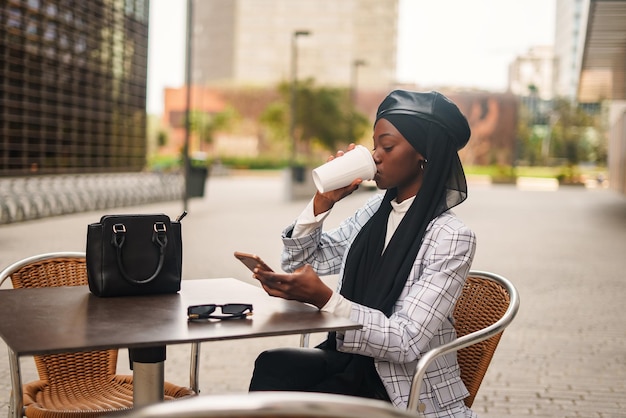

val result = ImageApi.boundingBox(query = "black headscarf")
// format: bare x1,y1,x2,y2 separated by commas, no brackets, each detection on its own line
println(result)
340,90,471,316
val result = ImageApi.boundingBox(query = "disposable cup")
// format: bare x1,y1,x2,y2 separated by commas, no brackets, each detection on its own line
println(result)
312,145,376,193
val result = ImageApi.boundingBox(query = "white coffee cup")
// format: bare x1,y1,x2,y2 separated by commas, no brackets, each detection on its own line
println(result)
312,145,376,193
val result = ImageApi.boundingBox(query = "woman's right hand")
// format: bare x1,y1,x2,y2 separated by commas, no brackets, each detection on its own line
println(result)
253,264,333,309
313,144,362,216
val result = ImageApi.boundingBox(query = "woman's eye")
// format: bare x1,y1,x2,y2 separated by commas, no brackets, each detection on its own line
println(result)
373,145,392,152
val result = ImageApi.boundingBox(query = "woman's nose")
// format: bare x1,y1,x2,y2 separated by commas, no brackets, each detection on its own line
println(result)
372,149,381,164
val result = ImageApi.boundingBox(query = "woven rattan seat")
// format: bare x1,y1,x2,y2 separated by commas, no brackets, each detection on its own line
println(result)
408,270,520,414
0,252,196,418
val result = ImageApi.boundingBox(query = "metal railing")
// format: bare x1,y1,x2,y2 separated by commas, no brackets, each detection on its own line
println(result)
0,172,184,225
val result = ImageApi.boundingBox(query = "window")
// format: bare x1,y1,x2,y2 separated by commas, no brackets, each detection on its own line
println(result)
44,23,57,41
135,0,148,22
44,46,56,59
25,41,39,54
26,19,38,35
45,3,58,16
59,33,69,49
75,36,87,53
7,8,22,28
125,0,134,16
62,10,73,23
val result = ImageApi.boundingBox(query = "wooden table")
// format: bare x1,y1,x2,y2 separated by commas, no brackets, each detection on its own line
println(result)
0,278,361,416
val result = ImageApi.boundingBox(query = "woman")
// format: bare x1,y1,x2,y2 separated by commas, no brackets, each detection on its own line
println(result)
249,90,478,417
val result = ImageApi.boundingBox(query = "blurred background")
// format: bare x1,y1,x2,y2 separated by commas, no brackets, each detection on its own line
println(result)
0,0,625,217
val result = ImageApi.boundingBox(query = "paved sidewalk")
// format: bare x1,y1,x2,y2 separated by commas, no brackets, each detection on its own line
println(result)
1,174,625,417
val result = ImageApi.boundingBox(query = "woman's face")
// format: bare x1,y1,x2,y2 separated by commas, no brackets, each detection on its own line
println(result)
372,118,424,201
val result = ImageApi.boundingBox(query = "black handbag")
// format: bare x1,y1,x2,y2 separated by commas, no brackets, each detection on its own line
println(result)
86,213,184,297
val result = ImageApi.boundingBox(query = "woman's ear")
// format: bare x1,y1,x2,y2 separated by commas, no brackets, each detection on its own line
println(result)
416,153,427,171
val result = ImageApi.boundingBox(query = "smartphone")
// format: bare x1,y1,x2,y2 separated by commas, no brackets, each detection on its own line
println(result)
234,251,274,273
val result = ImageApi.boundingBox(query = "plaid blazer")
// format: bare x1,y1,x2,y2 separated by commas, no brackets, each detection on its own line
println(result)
281,194,478,417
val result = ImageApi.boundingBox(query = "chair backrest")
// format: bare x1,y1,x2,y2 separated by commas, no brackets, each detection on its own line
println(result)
118,391,418,418
453,271,514,407
0,252,120,382
0,252,88,288
407,270,519,413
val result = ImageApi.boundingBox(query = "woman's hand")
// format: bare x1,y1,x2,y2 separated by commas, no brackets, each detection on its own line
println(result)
253,264,333,309
313,144,363,216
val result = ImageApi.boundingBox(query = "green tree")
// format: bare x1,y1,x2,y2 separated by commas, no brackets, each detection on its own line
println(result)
259,101,288,144
264,80,370,158
189,106,239,149
157,130,168,147
517,96,606,177
549,98,597,166
515,98,546,166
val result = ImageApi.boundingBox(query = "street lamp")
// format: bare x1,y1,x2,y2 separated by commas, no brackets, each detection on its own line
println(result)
350,59,366,143
183,0,194,211
351,59,367,104
289,30,311,167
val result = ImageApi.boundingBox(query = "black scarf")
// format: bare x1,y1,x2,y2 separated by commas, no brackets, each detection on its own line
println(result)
340,116,457,316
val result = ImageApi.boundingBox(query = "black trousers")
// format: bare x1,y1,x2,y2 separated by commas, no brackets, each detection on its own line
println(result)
248,347,390,402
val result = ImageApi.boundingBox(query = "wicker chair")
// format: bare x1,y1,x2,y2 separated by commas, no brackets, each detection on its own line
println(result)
0,252,196,418
407,270,520,415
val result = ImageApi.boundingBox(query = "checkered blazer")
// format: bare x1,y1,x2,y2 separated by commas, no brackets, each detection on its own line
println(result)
281,193,478,417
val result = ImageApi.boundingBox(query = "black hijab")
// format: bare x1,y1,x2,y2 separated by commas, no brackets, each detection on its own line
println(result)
340,90,471,316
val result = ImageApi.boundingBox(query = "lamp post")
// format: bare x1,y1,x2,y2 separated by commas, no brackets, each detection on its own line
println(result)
351,59,366,104
542,112,559,165
183,0,193,211
350,59,366,143
289,30,311,167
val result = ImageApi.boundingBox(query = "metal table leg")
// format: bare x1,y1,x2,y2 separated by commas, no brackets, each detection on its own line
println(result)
129,346,166,407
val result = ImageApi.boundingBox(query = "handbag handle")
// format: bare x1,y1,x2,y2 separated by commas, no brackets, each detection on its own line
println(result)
111,222,168,285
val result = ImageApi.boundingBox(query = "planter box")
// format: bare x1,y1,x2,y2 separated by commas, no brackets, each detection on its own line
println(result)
187,166,209,198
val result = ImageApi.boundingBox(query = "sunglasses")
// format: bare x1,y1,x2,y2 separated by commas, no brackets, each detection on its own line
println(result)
187,304,253,320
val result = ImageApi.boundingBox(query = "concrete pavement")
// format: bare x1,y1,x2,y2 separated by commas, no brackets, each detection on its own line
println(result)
1,172,625,417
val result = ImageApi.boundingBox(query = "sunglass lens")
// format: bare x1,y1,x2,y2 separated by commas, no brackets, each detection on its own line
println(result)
222,304,250,315
189,305,216,316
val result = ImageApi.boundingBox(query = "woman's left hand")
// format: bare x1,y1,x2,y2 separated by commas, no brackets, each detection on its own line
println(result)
253,265,333,309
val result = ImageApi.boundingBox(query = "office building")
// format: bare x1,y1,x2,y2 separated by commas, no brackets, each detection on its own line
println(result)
190,0,398,89
554,0,589,100
508,46,557,101
0,0,150,176
577,0,626,194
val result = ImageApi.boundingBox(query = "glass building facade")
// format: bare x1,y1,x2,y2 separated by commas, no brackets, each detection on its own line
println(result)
0,0,149,176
